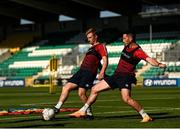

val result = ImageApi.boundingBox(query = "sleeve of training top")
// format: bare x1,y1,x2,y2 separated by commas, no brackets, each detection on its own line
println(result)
134,48,149,60
96,44,108,57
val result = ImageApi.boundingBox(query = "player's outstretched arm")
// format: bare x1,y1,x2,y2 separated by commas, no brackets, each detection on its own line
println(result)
146,57,166,68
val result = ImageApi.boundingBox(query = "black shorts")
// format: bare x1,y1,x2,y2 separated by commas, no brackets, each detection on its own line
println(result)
104,73,137,90
68,69,96,89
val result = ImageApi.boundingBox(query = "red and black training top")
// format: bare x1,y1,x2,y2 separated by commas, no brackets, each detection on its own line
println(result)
114,44,148,76
80,43,107,75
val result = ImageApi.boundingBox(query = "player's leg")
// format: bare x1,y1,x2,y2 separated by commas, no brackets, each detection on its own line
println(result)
86,80,111,106
54,82,77,113
78,88,93,116
120,88,152,122
78,87,88,103
69,80,111,117
78,87,94,119
54,69,81,113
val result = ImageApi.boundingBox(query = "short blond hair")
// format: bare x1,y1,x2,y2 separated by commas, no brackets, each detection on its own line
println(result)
85,28,97,36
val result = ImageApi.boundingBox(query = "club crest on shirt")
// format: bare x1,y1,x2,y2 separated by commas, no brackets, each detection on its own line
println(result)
121,51,130,59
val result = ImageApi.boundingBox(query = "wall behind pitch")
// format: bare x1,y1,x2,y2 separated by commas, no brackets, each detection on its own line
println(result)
143,78,180,87
0,79,25,87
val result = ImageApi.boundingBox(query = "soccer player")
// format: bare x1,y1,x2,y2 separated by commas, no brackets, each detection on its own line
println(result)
69,32,166,122
52,28,108,119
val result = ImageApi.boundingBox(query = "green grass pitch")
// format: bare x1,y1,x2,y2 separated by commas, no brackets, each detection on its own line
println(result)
0,87,180,128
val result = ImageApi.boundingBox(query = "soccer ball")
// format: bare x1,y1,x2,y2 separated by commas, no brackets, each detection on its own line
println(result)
42,108,55,121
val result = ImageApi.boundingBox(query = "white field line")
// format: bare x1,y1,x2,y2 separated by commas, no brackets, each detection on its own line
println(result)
93,106,172,109
95,107,180,115
1,107,180,121
20,96,180,106
20,102,177,110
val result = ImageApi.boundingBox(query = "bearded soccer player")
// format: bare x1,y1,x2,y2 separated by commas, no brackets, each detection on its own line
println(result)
51,28,108,120
69,32,166,122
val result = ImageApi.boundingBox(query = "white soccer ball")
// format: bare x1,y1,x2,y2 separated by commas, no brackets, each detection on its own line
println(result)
42,108,55,121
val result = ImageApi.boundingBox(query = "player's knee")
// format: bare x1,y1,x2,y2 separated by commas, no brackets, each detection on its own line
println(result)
62,86,71,92
122,97,127,103
91,87,98,94
78,91,87,103
122,96,131,104
79,94,87,102
78,91,85,98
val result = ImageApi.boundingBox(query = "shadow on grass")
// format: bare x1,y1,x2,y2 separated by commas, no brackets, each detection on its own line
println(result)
95,112,180,120
13,123,66,128
2,112,180,127
149,112,180,120
1,116,71,128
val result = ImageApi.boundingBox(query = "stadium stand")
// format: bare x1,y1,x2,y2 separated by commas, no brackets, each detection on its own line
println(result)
0,33,36,54
136,31,180,40
0,28,179,85
66,32,87,44
66,28,120,44
97,28,120,43
43,31,79,45
0,42,77,80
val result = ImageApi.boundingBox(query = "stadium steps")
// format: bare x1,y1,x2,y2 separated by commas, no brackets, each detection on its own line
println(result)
0,49,11,63
168,72,180,78
140,67,166,78
164,40,180,61
31,67,50,84
136,64,151,77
